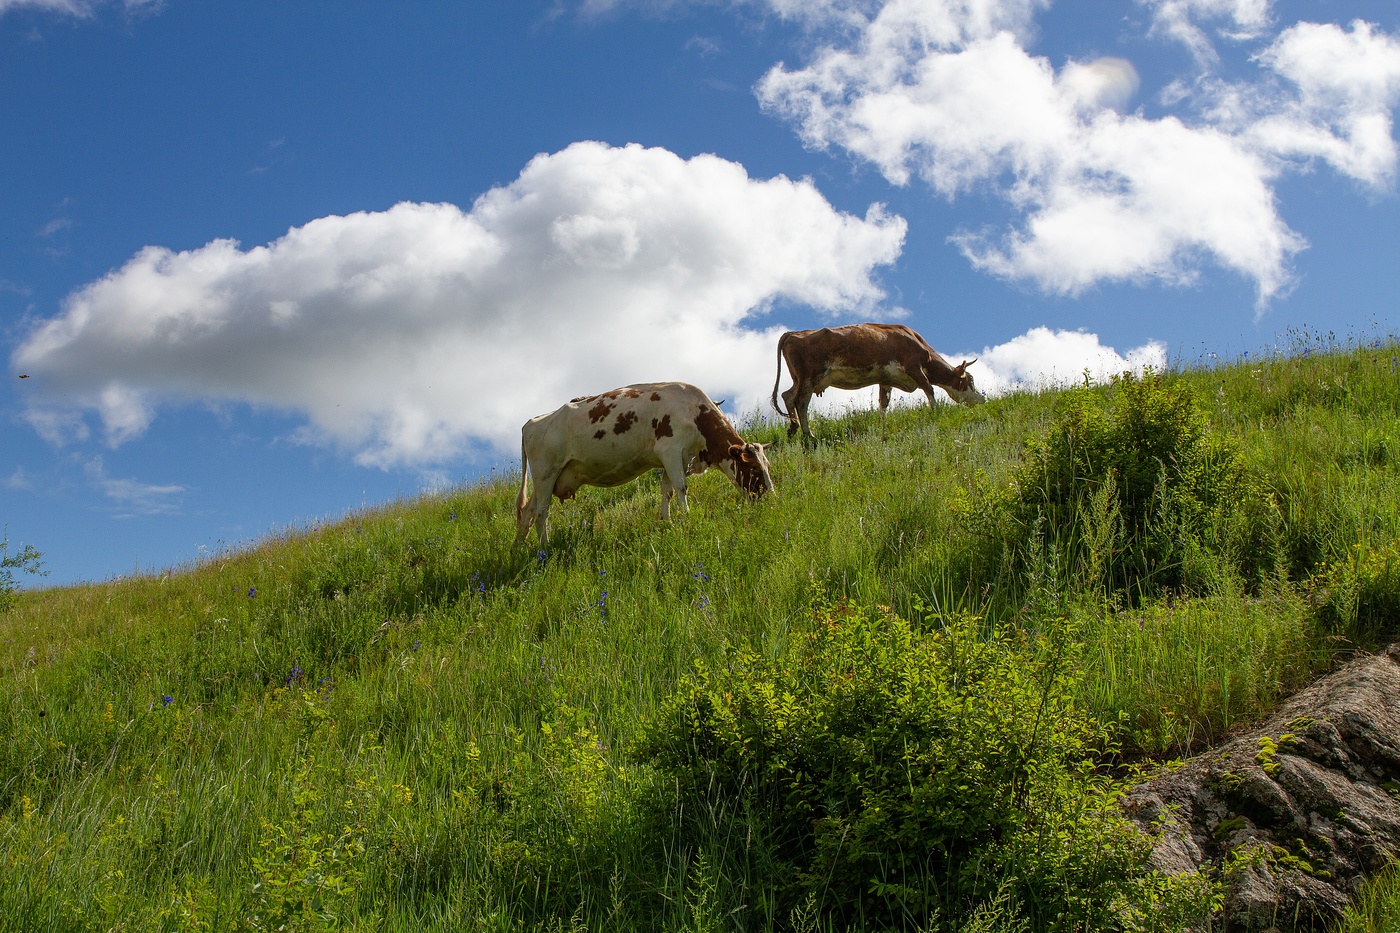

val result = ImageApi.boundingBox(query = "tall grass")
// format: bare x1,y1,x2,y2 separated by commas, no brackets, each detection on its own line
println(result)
3,337,1398,930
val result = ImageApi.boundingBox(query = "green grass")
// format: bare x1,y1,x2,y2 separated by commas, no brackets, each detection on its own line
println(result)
3,337,1399,931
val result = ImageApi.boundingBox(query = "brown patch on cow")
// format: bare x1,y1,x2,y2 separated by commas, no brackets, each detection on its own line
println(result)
652,414,673,439
613,410,639,434
650,392,662,401
594,429,607,440
588,400,615,424
693,404,741,465
623,388,642,398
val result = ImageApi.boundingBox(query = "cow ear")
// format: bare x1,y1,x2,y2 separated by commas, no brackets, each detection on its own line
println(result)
728,443,749,462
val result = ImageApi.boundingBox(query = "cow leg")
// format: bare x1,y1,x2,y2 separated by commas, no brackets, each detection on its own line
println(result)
784,384,816,441
878,385,892,410
659,471,674,520
913,371,940,410
529,471,561,548
658,453,689,519
515,493,550,548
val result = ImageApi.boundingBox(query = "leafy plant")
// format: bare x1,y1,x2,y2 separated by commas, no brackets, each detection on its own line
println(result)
1,533,45,611
998,373,1277,601
636,591,1215,930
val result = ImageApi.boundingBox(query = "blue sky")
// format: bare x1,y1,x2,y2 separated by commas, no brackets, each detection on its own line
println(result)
4,0,1399,586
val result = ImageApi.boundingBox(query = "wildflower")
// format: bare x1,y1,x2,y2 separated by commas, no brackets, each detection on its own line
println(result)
162,695,173,707
692,564,709,582
448,511,457,521
286,665,304,686
538,550,547,564
247,587,256,598
696,595,710,610
412,639,421,652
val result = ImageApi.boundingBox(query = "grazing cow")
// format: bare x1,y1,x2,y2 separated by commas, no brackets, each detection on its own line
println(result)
771,322,983,440
515,382,774,547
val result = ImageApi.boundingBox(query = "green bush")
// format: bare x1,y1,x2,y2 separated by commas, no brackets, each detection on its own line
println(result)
0,535,45,612
999,373,1277,601
636,593,1214,931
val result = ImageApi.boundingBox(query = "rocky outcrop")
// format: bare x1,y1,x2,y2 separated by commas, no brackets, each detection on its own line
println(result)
1123,645,1400,931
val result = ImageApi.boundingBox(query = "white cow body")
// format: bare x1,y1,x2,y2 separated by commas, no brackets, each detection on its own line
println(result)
515,382,772,546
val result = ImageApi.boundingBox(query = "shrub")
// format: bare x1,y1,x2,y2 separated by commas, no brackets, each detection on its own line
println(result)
999,373,1277,602
636,593,1214,931
0,535,45,611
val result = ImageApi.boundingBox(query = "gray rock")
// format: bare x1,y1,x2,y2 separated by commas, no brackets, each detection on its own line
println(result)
1123,644,1400,931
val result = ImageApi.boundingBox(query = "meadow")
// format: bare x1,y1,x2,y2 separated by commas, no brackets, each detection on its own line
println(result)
3,334,1400,932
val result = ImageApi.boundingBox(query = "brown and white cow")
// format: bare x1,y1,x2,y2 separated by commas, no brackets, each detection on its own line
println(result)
771,322,983,440
515,382,774,547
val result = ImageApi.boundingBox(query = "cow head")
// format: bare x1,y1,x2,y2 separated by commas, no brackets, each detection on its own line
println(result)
945,358,986,405
723,442,775,498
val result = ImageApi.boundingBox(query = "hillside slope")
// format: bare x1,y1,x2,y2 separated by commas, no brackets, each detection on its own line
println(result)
3,339,1399,931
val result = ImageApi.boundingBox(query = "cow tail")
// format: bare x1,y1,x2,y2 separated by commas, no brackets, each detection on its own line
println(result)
515,438,530,521
771,333,791,417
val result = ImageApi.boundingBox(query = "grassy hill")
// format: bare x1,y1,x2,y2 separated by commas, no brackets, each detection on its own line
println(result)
3,337,1400,932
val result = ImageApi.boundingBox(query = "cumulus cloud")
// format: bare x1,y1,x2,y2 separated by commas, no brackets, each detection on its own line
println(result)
14,142,905,467
964,326,1167,397
1249,20,1400,187
754,0,1400,307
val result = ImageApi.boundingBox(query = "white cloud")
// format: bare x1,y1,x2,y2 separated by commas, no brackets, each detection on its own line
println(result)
14,142,905,467
965,326,1167,397
84,457,185,516
1250,20,1400,187
4,467,34,491
754,1,1400,307
1140,0,1272,63
0,0,158,17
